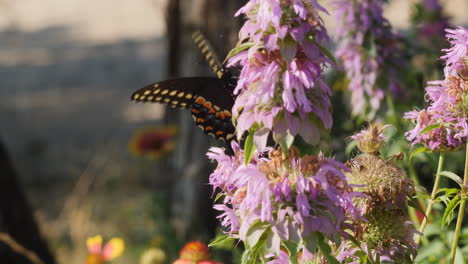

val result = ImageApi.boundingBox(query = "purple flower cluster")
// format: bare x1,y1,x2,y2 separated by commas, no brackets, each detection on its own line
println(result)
333,0,404,115
207,142,359,259
442,27,468,77
228,0,333,149
417,0,450,40
405,27,468,151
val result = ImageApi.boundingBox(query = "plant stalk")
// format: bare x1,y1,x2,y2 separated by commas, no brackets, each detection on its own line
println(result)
449,141,468,264
416,152,446,245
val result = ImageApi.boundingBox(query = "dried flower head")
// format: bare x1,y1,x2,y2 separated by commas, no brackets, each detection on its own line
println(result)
344,141,417,262
351,123,390,154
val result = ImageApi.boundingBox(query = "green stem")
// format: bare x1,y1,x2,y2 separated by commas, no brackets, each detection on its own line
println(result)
408,163,428,228
416,152,446,245
449,141,468,264
385,94,398,127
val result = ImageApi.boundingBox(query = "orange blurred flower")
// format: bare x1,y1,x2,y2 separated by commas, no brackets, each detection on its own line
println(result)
172,241,222,264
129,126,178,159
85,235,125,264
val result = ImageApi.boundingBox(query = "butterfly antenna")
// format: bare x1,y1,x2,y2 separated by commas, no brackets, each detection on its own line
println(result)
192,30,224,79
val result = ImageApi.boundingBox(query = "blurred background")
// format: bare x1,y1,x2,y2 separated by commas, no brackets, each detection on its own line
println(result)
0,0,467,263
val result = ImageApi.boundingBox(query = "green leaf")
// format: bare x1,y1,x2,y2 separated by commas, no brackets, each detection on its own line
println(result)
419,123,442,135
241,249,254,264
442,194,461,226
345,140,357,156
209,234,236,247
453,246,464,264
408,199,426,218
415,240,445,261
245,221,269,249
265,232,281,255
409,146,431,162
317,234,340,264
439,171,463,187
214,192,224,203
250,234,267,262
283,240,299,264
244,129,256,166
309,38,337,65
279,130,295,151
224,41,255,63
437,188,459,196
302,232,319,255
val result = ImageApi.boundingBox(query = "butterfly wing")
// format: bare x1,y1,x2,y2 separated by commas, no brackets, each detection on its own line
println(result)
192,31,224,79
131,77,235,141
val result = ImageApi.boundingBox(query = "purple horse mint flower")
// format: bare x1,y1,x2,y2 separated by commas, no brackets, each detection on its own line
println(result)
405,78,467,151
441,27,468,77
417,0,450,39
333,0,405,115
405,27,467,151
423,0,442,11
207,142,361,260
228,0,333,149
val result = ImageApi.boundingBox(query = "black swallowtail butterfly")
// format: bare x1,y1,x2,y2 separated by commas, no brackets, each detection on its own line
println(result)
131,31,237,141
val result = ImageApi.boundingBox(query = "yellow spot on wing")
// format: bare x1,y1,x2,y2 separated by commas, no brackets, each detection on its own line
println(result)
185,93,193,99
180,102,187,107
143,90,151,95
133,94,140,100
154,88,161,94
169,90,177,96
147,96,154,100
171,100,179,105
164,98,170,103
154,84,159,88
161,89,169,95
177,92,184,97
155,96,162,101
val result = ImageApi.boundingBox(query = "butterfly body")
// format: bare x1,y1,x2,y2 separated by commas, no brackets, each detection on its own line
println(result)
131,31,238,141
